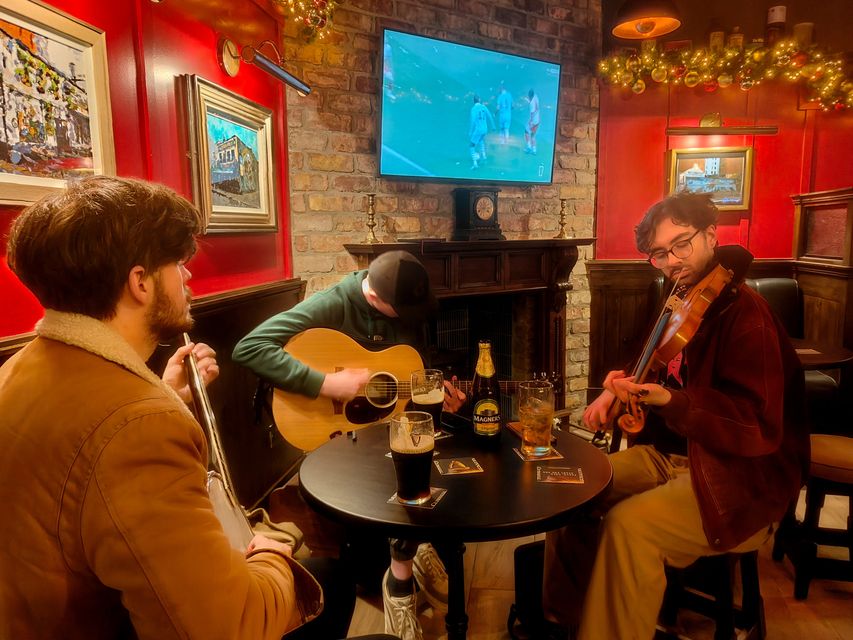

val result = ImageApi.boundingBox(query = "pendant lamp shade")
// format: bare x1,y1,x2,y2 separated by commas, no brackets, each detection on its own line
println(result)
612,0,681,39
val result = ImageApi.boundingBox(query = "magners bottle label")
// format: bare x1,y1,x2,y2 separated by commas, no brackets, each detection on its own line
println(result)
471,339,501,444
473,398,501,437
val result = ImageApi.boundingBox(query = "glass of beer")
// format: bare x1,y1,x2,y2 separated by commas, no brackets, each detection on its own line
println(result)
410,369,444,433
518,380,554,457
389,411,435,505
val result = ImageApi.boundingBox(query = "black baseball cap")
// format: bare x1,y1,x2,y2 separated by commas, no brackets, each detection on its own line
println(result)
367,250,438,323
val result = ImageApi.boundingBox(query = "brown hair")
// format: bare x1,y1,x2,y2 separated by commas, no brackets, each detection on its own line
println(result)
634,192,719,255
7,175,202,320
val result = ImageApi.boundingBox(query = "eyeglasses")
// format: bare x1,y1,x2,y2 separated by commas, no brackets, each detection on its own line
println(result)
648,228,703,268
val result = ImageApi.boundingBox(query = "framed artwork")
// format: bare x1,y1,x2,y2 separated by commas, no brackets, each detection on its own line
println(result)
666,146,753,211
0,0,115,205
184,75,277,233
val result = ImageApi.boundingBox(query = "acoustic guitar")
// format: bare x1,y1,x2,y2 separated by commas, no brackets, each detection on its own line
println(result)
272,328,424,451
271,328,556,451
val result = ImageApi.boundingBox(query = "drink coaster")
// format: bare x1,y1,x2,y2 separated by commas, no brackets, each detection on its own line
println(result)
387,487,447,509
513,447,563,462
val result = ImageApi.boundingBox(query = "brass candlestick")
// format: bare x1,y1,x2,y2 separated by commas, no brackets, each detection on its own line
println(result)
364,193,380,244
554,198,572,239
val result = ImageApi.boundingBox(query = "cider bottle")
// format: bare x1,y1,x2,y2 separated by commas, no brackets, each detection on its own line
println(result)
471,340,502,447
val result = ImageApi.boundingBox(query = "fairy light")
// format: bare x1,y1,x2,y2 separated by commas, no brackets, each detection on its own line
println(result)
597,38,851,111
274,0,338,40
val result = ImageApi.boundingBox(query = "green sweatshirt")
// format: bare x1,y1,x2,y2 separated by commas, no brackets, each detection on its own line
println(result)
231,271,412,398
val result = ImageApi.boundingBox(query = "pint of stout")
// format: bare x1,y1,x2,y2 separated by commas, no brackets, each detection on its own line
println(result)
389,411,435,505
411,369,444,432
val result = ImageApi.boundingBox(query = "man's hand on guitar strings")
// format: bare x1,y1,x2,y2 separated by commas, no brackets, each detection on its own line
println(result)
319,368,370,402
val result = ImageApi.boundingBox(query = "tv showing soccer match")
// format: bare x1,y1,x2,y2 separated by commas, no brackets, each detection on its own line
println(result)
379,29,561,185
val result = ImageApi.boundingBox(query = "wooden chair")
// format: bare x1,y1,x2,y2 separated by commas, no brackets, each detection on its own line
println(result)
772,434,853,599
657,551,766,640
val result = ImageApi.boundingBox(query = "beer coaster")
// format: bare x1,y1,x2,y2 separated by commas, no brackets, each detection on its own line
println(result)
434,456,483,475
536,466,584,484
513,447,563,462
387,487,447,509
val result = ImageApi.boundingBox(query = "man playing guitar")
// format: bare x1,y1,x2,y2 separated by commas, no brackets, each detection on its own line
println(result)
233,250,465,640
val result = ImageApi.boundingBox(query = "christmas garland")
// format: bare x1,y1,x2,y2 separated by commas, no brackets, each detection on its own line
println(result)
598,39,851,112
274,0,339,41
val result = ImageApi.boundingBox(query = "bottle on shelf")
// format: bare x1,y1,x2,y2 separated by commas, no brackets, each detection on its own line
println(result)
708,18,725,53
471,340,502,447
765,5,787,47
727,26,744,50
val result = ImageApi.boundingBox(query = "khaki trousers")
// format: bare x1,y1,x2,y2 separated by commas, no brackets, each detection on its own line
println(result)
543,445,772,640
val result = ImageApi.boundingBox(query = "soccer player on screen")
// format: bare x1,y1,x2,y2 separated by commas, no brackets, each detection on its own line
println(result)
468,95,496,170
525,88,540,155
497,83,513,144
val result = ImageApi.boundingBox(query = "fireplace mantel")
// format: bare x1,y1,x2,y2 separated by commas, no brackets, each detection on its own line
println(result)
345,238,594,406
344,238,594,299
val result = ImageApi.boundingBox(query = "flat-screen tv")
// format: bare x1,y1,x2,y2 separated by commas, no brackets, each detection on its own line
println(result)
379,29,561,185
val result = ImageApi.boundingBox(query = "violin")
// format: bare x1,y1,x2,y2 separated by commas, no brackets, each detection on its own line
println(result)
604,262,735,435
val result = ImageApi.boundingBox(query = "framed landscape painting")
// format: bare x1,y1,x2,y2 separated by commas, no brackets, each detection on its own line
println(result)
666,146,753,211
0,0,115,205
184,75,277,233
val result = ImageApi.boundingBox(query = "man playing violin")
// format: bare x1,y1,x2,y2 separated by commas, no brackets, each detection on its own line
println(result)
542,192,810,639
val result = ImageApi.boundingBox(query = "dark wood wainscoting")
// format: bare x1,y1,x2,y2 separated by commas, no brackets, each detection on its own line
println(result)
1,279,307,509
151,279,307,508
797,262,853,347
586,259,796,402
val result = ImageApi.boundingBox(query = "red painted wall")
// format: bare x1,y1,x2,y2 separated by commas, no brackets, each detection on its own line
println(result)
1,0,292,337
595,81,853,260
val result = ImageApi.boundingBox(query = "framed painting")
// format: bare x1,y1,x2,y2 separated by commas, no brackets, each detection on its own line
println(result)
0,0,115,205
666,146,753,211
184,75,277,233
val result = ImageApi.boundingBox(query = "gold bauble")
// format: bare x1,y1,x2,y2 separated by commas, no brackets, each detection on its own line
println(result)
632,79,646,94
718,73,733,88
651,67,668,83
684,71,701,88
626,54,641,72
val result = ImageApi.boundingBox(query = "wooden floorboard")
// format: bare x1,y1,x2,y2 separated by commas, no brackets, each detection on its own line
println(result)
269,481,852,639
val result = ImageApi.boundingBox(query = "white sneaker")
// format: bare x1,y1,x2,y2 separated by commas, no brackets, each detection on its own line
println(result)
382,568,423,640
412,543,449,610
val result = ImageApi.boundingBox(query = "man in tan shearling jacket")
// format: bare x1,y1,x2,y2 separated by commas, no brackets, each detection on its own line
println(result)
0,176,303,639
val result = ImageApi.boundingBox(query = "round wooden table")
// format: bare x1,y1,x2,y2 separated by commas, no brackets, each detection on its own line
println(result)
299,423,612,639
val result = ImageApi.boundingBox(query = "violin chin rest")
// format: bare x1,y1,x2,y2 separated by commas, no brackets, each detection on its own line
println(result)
715,245,753,282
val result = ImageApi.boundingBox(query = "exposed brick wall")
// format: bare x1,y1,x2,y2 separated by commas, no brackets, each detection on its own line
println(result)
281,0,600,415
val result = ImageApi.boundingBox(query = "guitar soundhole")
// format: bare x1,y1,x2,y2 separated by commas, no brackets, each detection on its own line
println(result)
364,372,398,408
342,372,398,425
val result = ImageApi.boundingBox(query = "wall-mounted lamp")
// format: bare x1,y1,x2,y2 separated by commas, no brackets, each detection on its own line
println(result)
216,38,311,97
242,41,312,97
611,0,681,39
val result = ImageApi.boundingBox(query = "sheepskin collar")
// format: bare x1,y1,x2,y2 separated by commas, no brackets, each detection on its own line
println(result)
36,310,192,417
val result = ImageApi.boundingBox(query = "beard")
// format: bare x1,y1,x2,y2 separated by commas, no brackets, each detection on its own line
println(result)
146,275,194,341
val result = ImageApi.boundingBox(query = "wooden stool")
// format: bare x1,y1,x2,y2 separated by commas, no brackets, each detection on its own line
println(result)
657,551,765,640
772,434,853,599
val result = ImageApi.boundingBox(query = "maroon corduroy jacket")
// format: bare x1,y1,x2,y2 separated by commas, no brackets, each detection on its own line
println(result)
656,284,810,550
